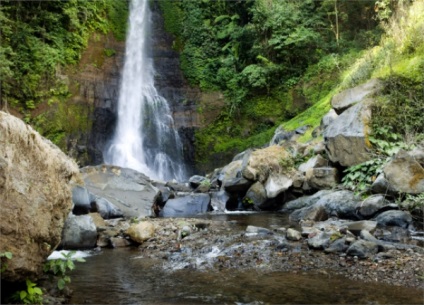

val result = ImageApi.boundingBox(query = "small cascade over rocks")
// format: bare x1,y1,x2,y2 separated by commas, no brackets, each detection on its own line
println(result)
104,0,186,181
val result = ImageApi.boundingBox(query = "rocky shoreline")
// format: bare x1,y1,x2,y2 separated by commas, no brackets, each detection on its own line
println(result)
91,216,424,289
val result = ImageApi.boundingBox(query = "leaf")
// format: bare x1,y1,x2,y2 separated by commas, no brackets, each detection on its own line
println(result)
57,278,65,290
5,252,12,259
20,290,28,300
33,287,43,295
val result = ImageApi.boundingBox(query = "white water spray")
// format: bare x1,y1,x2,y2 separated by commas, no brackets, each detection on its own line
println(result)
104,0,186,181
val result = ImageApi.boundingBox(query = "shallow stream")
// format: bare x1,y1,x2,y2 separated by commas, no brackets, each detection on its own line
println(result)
68,213,423,304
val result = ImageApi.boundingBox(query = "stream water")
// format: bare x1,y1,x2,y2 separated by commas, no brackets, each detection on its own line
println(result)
68,213,423,304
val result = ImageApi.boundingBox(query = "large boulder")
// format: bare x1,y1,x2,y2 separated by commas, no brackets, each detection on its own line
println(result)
305,167,339,190
264,174,293,199
317,190,362,220
331,79,382,114
210,190,230,212
383,150,424,194
80,165,160,218
61,214,97,249
0,112,80,282
71,185,92,214
374,210,413,229
244,181,267,209
324,101,372,167
160,194,211,217
244,145,296,184
282,190,334,211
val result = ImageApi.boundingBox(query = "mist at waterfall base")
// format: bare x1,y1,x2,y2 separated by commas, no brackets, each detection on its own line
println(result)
104,0,186,182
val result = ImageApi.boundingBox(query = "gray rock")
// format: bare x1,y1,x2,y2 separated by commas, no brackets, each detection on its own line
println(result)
374,210,413,229
286,228,302,241
93,197,124,219
371,173,397,195
374,227,411,243
71,186,92,214
331,79,382,114
218,160,242,185
223,176,253,193
188,175,207,188
61,214,97,249
270,126,295,145
283,190,333,211
210,190,230,212
308,231,333,249
313,142,326,155
359,230,379,242
264,174,293,199
357,195,398,218
324,101,372,167
289,204,328,223
346,240,379,259
324,237,349,253
295,125,310,135
305,167,339,190
160,194,211,217
244,182,267,209
298,155,328,173
383,150,424,194
345,220,377,235
81,165,160,218
321,109,338,129
246,225,272,235
317,190,362,220
166,181,192,192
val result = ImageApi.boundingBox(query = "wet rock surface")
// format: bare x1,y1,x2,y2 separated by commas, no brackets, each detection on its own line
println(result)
100,216,424,289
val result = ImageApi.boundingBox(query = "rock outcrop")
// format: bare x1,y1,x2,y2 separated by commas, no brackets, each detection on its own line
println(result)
324,101,372,167
80,165,160,218
0,112,80,282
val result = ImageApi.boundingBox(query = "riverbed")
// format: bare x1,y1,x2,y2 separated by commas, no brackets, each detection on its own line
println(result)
68,213,424,304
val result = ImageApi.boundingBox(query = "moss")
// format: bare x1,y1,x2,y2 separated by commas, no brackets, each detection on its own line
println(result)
409,164,424,190
106,0,129,41
157,0,184,51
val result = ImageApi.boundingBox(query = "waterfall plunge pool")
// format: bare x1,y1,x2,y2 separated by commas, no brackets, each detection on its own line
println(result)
68,213,423,304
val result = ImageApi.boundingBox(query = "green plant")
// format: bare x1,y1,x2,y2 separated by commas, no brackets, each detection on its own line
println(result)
200,179,211,187
104,48,116,57
342,158,385,193
43,251,85,290
0,251,12,272
10,279,43,305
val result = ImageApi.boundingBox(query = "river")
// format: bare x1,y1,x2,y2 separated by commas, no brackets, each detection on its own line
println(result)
68,213,423,304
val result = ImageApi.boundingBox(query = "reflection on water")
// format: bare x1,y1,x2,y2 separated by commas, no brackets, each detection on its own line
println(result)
69,248,423,304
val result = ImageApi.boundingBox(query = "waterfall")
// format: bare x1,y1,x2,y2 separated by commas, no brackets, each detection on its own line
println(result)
104,0,186,182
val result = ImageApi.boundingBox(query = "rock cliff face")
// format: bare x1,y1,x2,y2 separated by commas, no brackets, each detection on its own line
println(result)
67,3,223,175
0,112,80,282
66,33,125,165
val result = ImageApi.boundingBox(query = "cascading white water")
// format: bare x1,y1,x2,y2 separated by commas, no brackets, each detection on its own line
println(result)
104,0,186,181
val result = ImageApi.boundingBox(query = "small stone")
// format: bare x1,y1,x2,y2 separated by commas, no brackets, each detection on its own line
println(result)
286,228,302,241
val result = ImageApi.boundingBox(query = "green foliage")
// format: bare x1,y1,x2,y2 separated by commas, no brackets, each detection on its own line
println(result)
371,75,424,141
200,179,211,187
342,159,385,193
342,125,416,193
43,251,85,290
0,0,128,113
399,193,424,211
0,251,13,272
104,48,116,57
10,279,43,305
